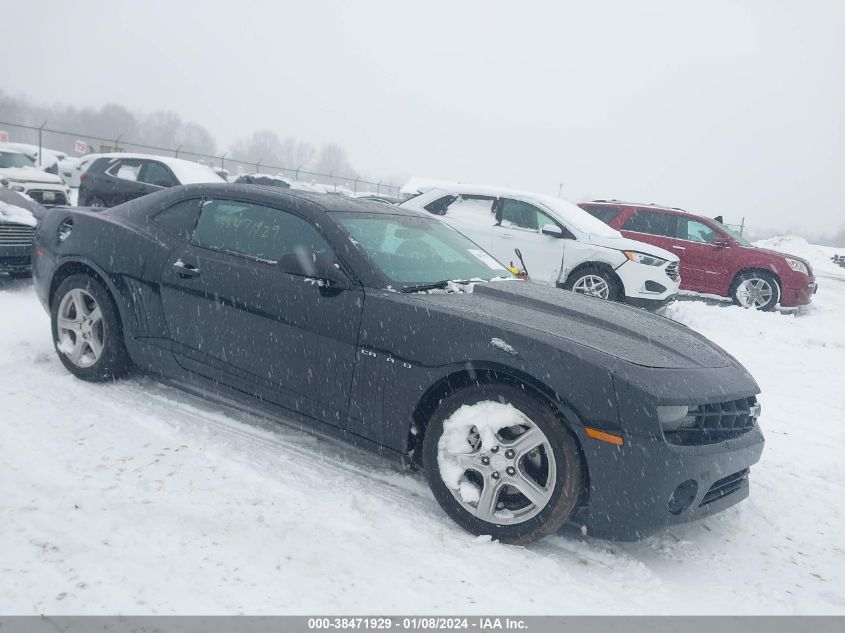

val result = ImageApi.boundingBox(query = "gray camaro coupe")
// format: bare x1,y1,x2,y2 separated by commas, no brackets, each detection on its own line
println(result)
32,184,764,544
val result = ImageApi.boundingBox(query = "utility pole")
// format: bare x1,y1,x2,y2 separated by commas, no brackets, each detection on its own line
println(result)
557,183,564,198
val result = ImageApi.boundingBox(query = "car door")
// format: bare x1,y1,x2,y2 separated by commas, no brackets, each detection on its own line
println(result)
492,198,567,284
103,159,158,204
158,196,364,426
674,217,731,293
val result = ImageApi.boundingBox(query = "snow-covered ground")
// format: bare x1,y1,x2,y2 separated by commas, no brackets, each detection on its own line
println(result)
1,239,844,614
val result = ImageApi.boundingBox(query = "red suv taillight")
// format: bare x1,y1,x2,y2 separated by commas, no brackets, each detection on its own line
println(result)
80,173,87,183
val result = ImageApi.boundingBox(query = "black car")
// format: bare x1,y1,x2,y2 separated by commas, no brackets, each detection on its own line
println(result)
32,184,764,543
78,153,224,207
0,187,47,276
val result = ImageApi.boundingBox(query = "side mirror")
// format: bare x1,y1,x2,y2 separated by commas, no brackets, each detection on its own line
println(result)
541,224,564,238
712,237,731,248
278,251,348,288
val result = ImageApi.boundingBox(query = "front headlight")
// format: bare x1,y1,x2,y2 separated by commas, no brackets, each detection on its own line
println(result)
624,251,668,266
784,257,808,275
11,186,25,192
656,405,692,431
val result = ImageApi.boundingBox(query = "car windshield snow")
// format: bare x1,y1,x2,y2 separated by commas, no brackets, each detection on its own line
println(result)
0,151,35,169
337,213,511,287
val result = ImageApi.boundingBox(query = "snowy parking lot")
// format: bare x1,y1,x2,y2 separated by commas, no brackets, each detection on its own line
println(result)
1,237,844,615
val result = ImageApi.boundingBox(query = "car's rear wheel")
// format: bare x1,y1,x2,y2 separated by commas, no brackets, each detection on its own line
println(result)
51,274,130,381
730,271,780,311
422,384,583,544
563,266,619,301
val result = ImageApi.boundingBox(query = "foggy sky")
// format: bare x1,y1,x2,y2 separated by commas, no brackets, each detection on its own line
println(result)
4,0,844,236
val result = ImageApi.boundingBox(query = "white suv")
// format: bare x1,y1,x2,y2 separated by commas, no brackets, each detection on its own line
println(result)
399,184,680,308
0,149,72,206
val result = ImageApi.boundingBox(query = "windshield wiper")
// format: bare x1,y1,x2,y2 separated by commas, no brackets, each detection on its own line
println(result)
399,279,481,293
400,280,451,293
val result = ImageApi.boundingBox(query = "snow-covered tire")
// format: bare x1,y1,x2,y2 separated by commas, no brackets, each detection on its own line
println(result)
422,384,583,544
51,274,130,381
562,266,620,301
730,271,780,311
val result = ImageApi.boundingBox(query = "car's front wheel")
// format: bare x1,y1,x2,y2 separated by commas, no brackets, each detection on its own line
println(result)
51,274,130,381
422,384,584,544
730,271,780,311
562,266,619,301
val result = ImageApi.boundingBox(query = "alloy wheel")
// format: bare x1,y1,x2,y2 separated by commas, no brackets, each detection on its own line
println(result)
56,288,105,368
438,412,557,525
735,277,774,309
572,274,610,299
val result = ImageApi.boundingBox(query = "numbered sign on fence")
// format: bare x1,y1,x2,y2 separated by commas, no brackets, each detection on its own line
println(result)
74,140,87,154
0,130,9,143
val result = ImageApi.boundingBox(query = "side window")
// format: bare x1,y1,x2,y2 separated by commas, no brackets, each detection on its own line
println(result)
580,205,621,225
139,161,177,188
498,198,557,232
423,195,458,214
191,198,334,266
107,159,143,181
153,198,202,240
681,219,721,244
621,211,677,238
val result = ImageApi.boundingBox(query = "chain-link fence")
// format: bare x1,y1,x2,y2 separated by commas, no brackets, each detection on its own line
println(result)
0,120,401,197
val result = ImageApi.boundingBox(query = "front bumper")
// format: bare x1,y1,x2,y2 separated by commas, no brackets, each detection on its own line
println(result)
573,424,764,540
7,183,72,206
616,259,681,304
780,277,817,307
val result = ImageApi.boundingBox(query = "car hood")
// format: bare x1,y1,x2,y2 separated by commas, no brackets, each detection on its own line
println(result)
0,166,65,185
587,233,678,262
751,246,813,271
412,281,734,369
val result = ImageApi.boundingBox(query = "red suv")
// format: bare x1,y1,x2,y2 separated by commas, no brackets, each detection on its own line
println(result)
579,201,817,311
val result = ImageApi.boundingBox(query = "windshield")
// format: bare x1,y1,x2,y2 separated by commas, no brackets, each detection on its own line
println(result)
0,152,35,169
337,213,512,286
713,220,753,247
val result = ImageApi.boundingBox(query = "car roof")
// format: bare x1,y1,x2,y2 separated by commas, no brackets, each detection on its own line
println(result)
586,199,690,214
0,148,25,155
189,183,427,216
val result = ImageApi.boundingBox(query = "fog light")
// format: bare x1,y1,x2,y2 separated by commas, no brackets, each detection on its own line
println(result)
667,479,698,515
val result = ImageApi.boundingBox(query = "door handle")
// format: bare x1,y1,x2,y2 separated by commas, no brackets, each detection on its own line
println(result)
672,245,686,250
173,260,201,278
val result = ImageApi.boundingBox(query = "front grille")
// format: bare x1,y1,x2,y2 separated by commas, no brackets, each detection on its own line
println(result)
699,468,749,507
665,261,680,281
0,223,36,246
664,396,759,445
28,190,68,205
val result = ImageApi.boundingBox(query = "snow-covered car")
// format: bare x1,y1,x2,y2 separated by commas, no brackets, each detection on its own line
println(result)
234,173,293,188
0,187,46,276
0,148,73,206
56,153,102,188
399,185,681,309
32,184,764,543
78,153,225,207
0,142,68,176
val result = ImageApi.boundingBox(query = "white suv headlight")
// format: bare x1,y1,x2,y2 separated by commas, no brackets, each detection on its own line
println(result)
624,251,668,267
784,257,808,275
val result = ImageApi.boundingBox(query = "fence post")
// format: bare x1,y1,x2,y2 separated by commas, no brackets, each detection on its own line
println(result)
174,145,182,158
220,152,227,172
256,159,261,173
353,178,359,194
377,180,382,195
295,168,300,182
38,121,47,166
114,134,123,153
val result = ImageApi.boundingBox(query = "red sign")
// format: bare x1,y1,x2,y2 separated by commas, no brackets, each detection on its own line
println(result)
0,130,8,143
74,140,87,154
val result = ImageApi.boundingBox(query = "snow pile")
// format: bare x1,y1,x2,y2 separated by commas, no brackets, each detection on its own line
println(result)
754,235,845,281
0,200,37,227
